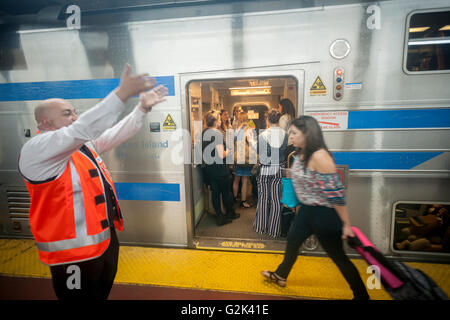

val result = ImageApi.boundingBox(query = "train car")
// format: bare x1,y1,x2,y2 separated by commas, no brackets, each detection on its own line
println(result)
0,0,449,265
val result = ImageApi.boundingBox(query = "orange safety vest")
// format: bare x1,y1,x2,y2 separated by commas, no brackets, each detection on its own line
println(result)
21,145,123,266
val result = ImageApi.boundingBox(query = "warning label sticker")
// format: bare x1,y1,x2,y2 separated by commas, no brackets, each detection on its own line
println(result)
310,76,327,96
306,111,348,130
163,114,176,131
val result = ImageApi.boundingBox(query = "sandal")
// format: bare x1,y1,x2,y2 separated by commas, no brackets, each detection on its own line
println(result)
240,201,251,208
261,270,286,287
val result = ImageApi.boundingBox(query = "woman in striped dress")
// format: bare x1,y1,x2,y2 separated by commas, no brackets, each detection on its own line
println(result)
253,110,288,238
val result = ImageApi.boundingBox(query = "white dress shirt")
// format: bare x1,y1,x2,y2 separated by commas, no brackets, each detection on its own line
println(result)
19,92,147,182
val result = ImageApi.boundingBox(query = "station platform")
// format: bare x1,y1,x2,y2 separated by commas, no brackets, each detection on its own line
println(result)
0,238,449,300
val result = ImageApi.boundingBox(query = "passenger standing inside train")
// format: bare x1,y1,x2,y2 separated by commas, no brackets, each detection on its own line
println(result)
278,98,296,158
219,109,232,134
202,111,240,226
278,98,295,132
18,64,168,300
231,105,243,130
253,110,288,238
233,111,257,208
219,109,234,196
261,116,369,300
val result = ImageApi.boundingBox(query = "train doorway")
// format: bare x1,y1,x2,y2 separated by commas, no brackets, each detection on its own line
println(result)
181,68,303,252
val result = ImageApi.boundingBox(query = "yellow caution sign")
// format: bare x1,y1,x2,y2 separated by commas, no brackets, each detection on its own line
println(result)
248,119,256,128
163,114,176,131
310,76,327,96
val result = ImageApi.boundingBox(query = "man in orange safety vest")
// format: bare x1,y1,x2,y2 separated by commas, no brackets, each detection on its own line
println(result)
18,64,168,300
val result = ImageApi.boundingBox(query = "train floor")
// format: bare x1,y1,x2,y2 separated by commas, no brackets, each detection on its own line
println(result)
0,238,449,300
195,194,282,241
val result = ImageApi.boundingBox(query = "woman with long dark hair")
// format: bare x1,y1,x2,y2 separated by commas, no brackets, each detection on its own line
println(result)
219,109,232,133
261,116,369,300
278,98,295,132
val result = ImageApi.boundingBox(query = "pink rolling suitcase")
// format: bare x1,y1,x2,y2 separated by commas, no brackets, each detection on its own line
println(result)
347,226,448,300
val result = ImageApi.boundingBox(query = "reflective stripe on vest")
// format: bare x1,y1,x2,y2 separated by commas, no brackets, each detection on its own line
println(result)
36,228,110,252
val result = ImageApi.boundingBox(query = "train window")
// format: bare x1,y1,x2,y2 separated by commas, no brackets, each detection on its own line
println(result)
393,202,450,254
405,10,450,72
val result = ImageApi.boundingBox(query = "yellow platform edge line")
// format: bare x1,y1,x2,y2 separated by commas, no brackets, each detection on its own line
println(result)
0,239,449,300
114,247,393,300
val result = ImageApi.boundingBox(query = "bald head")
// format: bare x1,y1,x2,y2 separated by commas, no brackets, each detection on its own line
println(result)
35,98,78,131
34,99,65,123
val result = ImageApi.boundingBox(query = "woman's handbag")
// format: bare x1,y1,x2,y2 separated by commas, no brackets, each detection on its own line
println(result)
280,151,300,208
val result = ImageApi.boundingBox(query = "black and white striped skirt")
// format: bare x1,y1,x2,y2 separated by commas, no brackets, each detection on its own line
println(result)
253,165,283,238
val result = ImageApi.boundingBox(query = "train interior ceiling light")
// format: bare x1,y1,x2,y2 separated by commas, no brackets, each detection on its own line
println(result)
229,86,272,96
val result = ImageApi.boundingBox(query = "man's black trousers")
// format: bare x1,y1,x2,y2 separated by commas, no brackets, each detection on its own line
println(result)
49,228,119,300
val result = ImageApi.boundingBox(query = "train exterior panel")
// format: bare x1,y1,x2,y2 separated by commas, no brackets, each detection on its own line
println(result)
0,0,449,262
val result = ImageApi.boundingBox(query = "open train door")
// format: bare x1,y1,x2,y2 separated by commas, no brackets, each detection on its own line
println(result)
180,66,304,252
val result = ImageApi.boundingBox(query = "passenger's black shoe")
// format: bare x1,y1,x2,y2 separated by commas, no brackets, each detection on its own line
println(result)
226,212,240,220
216,216,232,226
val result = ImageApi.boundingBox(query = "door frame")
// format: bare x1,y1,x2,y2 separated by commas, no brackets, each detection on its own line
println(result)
179,66,305,250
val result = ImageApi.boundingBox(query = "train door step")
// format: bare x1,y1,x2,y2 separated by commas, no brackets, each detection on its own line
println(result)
194,236,286,253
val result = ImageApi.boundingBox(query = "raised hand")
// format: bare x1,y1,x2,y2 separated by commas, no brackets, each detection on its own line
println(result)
115,64,156,103
138,85,169,113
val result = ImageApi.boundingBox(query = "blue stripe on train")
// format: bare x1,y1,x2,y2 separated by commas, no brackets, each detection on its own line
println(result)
348,109,450,129
332,152,443,170
0,76,175,101
115,152,442,202
115,182,180,202
1,78,448,129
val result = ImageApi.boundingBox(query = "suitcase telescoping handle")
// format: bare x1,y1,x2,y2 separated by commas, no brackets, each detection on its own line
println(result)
347,231,363,248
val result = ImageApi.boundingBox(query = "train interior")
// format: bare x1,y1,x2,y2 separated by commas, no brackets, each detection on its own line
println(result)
188,76,298,247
